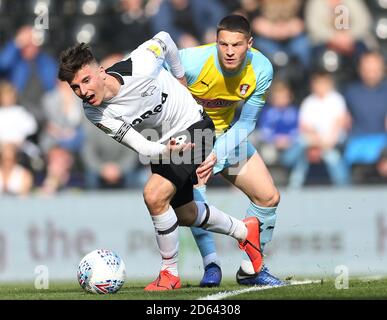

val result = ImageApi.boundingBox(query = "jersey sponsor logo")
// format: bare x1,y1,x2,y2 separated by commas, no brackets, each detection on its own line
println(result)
239,84,250,96
193,96,235,108
200,80,210,87
114,122,132,143
141,85,156,97
96,123,112,134
131,92,168,126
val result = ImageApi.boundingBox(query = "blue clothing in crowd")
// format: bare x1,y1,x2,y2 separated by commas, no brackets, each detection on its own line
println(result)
343,80,387,165
344,80,387,135
150,0,226,43
259,104,299,143
0,41,57,92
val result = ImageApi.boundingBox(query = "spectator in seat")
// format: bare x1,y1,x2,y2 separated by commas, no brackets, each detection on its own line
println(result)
0,80,37,145
343,51,387,173
100,0,153,54
305,0,377,79
289,71,351,188
81,118,149,190
252,0,311,70
0,25,58,127
256,79,300,171
0,142,33,196
38,80,85,195
39,79,84,159
39,145,75,195
150,0,227,48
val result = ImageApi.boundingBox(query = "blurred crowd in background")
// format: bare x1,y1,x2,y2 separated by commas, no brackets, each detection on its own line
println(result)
0,0,386,196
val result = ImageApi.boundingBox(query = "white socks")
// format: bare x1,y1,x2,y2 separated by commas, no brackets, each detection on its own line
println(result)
240,260,255,275
194,201,247,242
151,206,179,276
151,202,249,277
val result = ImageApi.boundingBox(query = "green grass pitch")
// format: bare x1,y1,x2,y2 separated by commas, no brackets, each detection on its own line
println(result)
1,278,387,300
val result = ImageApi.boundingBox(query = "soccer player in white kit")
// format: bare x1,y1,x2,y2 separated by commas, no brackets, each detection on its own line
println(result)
58,31,264,290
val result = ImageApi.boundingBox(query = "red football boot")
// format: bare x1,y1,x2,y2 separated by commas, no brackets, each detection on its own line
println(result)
144,270,181,291
238,217,263,273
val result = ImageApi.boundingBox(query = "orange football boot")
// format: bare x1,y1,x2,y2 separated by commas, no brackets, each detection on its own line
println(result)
144,270,181,291
238,217,263,273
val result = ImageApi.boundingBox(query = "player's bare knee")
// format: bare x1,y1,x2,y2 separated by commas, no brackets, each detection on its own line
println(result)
252,188,280,208
271,189,281,207
143,187,169,214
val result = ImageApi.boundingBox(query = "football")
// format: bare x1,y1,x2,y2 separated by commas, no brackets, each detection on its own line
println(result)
77,249,126,294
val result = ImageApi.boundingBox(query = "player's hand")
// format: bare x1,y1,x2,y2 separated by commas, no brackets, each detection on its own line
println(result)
196,152,216,184
166,138,195,154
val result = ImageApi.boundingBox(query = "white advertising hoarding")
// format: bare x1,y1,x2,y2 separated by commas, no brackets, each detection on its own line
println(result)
0,187,386,282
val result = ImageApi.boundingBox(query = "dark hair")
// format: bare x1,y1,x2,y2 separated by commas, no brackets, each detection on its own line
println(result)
310,70,332,81
217,15,251,38
58,43,97,82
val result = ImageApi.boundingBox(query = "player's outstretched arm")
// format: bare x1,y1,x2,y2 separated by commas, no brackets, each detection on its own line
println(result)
153,31,185,80
167,138,195,153
120,126,194,158
130,31,185,81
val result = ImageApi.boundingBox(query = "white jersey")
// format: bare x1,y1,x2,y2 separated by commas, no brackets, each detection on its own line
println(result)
83,34,203,156
299,90,347,137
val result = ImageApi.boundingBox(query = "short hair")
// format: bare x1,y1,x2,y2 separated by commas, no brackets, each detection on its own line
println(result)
310,70,332,82
270,79,291,93
58,43,97,82
359,50,385,64
269,79,293,101
217,15,251,38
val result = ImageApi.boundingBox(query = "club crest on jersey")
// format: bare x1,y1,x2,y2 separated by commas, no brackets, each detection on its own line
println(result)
239,84,250,96
96,123,112,134
141,85,156,97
